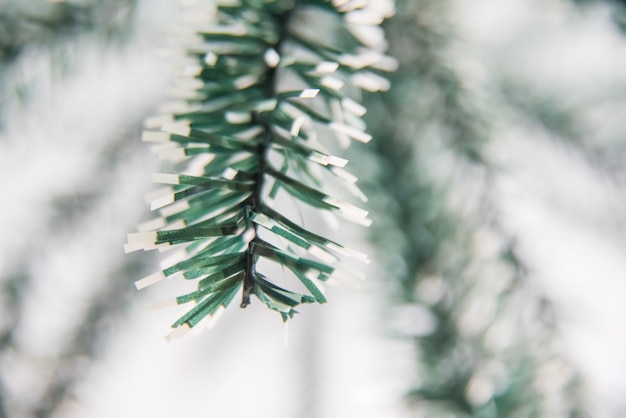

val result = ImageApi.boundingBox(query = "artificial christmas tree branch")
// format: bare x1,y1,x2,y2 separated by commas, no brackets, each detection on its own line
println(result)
0,0,136,65
362,0,589,415
240,9,289,309
127,0,395,337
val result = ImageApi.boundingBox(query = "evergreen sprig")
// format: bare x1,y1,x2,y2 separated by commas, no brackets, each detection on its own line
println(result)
0,0,136,64
363,0,588,415
126,0,395,338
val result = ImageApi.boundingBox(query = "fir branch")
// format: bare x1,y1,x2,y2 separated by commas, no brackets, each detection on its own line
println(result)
362,0,589,416
127,0,394,336
0,0,136,65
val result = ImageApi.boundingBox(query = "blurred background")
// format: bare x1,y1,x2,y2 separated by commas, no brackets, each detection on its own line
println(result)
1,0,626,417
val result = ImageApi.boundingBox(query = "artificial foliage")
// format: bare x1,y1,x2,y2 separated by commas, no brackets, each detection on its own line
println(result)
0,0,136,64
4,0,626,417
0,0,138,124
361,0,589,416
126,0,395,337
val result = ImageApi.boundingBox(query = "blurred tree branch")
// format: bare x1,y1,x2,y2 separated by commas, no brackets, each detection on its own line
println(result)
362,0,589,415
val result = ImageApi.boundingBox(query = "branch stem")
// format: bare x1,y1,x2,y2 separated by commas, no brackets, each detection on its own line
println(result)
241,8,291,308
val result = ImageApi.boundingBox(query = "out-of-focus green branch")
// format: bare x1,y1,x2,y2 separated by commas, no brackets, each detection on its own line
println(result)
362,0,589,416
0,0,137,65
